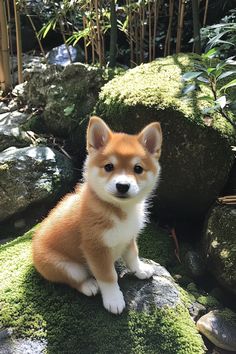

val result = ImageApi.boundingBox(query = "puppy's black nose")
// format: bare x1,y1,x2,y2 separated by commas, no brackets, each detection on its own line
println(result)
116,183,130,194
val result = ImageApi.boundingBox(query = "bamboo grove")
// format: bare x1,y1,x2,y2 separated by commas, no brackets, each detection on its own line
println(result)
1,0,210,91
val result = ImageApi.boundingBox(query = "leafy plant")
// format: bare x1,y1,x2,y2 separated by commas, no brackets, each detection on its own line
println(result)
201,10,236,57
182,36,236,128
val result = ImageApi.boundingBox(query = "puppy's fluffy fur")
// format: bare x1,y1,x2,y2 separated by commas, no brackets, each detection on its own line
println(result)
32,116,162,314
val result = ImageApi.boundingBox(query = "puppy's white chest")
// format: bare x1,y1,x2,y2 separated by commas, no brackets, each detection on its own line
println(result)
102,203,146,259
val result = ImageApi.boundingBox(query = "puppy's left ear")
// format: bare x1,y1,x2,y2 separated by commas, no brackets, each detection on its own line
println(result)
138,122,162,158
87,116,112,153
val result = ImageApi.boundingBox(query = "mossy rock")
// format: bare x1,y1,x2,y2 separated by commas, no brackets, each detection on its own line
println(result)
95,54,235,218
0,225,205,354
21,63,123,139
202,204,236,295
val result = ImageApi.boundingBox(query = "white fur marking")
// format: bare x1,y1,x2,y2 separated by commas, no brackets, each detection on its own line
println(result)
60,262,88,283
102,202,146,260
98,281,125,314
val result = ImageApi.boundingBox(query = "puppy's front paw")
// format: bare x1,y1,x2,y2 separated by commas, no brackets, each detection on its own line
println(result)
135,262,154,280
103,289,126,315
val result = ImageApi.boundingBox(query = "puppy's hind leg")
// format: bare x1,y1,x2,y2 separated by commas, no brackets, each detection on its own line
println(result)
33,249,98,296
56,260,99,297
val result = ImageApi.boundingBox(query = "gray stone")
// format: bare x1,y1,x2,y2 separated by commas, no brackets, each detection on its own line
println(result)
203,204,236,294
184,250,206,278
117,259,181,312
0,102,10,114
0,111,31,151
0,336,47,354
197,310,236,351
189,302,207,321
46,44,84,67
0,146,74,222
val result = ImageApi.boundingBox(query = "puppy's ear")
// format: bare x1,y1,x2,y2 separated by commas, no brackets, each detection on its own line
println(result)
87,116,112,152
138,122,162,157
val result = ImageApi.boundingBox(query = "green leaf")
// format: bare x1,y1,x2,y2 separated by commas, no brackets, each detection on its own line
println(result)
64,104,75,116
202,48,218,59
182,71,202,81
197,76,209,83
220,79,236,91
218,71,236,80
182,84,197,95
215,96,227,109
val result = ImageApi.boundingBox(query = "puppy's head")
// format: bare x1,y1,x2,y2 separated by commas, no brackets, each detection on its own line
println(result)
84,116,162,206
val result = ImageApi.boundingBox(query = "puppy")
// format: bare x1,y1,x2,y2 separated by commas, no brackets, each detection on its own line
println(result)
32,116,162,314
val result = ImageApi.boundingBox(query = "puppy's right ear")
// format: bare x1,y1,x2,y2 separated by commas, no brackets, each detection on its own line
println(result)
87,116,112,153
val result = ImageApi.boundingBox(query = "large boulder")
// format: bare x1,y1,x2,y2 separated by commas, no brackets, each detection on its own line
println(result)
0,146,74,222
202,204,236,294
95,54,235,218
0,225,205,354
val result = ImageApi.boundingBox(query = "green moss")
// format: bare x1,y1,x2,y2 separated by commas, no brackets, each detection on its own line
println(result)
0,226,204,354
137,223,175,267
96,53,235,141
196,295,220,308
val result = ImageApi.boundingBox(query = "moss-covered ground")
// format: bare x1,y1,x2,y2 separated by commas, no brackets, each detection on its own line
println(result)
0,224,205,354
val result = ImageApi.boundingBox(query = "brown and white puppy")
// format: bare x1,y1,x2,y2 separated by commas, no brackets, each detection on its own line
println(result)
32,116,162,314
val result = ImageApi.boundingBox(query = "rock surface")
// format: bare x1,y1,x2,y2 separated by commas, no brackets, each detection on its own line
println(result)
0,226,205,354
0,111,31,151
0,146,74,222
19,63,107,140
46,44,84,66
197,310,236,351
95,54,235,218
117,259,180,311
203,204,236,294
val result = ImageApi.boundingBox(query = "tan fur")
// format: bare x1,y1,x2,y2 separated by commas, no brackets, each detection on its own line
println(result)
32,116,162,313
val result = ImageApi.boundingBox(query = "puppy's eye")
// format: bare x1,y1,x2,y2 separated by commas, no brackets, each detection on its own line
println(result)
104,163,114,172
134,164,143,174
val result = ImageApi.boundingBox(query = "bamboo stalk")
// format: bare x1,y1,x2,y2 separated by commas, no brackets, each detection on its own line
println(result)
25,10,46,58
128,1,134,67
203,0,209,27
59,16,72,63
164,0,174,57
6,0,14,83
82,15,88,63
89,1,95,64
0,0,11,91
153,0,161,60
176,0,185,53
134,10,138,65
192,0,201,54
148,0,152,62
13,0,23,83
94,0,102,66
109,0,117,67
